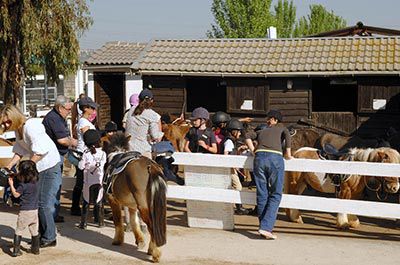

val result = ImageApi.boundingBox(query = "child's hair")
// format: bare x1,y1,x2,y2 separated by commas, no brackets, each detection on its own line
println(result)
17,160,39,183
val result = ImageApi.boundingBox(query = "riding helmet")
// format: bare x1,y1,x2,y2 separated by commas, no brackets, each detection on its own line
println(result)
190,107,210,120
83,129,101,146
226,118,243,131
104,121,118,132
211,111,231,126
266,109,283,122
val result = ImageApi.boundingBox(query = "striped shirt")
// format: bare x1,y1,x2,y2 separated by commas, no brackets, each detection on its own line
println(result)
125,108,164,154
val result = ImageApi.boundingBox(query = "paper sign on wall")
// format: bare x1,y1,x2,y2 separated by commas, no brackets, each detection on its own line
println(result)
373,99,386,110
240,100,253,110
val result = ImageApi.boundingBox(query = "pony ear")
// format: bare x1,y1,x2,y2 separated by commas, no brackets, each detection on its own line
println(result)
126,135,131,141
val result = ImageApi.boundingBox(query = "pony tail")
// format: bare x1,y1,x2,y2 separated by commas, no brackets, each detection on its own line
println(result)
148,161,167,246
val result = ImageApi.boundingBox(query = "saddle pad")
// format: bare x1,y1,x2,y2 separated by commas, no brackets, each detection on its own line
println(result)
108,151,142,176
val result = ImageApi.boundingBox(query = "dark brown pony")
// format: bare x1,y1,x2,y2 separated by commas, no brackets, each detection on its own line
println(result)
104,132,167,262
289,127,321,152
285,147,400,228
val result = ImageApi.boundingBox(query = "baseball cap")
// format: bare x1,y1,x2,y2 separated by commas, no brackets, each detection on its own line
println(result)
78,97,98,109
138,89,153,100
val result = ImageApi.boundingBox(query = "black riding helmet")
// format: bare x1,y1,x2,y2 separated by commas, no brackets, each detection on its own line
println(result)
226,118,243,131
212,111,231,126
83,129,100,147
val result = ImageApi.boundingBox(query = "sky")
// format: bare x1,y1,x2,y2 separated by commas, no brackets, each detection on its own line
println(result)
79,0,400,50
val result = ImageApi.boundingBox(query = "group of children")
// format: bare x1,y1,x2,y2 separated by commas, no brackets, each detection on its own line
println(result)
183,106,252,215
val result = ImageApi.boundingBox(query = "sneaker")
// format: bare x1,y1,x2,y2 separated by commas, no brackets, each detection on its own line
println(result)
258,230,277,240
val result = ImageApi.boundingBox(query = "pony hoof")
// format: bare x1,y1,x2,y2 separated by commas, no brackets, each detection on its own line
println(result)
136,240,146,250
349,220,360,229
336,223,350,230
112,239,123,245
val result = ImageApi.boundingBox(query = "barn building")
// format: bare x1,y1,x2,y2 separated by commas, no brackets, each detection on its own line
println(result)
85,36,400,137
130,37,400,137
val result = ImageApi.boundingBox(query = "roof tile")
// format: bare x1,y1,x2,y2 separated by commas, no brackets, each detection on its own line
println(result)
98,37,400,75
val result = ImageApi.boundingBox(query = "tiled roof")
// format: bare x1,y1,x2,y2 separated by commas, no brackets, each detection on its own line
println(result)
131,37,400,76
85,41,146,65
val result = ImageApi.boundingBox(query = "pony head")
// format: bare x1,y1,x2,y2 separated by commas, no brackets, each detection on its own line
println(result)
368,147,400,193
103,131,130,155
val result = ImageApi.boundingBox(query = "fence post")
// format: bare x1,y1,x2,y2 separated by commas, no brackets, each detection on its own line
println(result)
184,165,235,230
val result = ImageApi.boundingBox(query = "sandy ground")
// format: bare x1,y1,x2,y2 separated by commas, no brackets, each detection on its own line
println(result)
1,183,400,265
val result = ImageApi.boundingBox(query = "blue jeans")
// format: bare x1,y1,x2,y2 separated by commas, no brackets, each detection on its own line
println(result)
253,152,284,232
38,162,62,243
54,154,64,218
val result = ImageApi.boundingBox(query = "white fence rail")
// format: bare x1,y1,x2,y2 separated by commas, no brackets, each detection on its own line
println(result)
170,152,400,229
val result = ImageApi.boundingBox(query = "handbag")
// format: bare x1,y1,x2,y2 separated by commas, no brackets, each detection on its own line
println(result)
67,149,83,167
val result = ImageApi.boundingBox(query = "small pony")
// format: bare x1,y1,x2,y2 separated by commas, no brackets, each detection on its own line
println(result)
285,146,400,229
103,132,167,262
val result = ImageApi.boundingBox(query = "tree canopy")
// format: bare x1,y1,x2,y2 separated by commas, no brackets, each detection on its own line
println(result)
208,0,347,39
293,4,347,37
0,0,92,105
207,0,274,38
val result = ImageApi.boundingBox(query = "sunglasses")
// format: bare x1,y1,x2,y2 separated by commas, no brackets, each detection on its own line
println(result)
1,119,12,130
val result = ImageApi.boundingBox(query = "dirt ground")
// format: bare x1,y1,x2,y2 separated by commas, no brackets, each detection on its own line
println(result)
1,183,400,265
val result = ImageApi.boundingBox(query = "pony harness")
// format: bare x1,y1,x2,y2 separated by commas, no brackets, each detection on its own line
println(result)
103,151,142,193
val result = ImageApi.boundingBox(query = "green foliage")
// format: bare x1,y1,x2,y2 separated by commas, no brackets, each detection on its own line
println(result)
274,0,296,38
0,0,92,104
208,1,347,39
293,4,347,37
207,0,274,38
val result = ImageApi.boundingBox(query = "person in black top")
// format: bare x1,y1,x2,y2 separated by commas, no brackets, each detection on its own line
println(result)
184,107,217,154
8,160,40,257
246,109,293,240
42,95,78,222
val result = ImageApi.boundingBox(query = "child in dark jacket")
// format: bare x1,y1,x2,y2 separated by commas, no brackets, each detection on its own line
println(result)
8,160,40,257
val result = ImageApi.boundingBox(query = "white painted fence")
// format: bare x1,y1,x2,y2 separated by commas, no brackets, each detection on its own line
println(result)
170,152,400,230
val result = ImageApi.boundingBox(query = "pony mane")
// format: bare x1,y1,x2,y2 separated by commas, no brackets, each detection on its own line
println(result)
347,148,374,162
103,132,129,154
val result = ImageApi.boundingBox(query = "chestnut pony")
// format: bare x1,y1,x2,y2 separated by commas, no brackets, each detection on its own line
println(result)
103,132,167,262
285,147,400,228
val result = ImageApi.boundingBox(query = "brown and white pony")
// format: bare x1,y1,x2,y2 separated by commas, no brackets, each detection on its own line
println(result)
285,147,400,229
103,132,167,262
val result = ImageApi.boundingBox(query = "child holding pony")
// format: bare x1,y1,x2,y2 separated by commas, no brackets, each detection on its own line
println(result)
78,129,107,229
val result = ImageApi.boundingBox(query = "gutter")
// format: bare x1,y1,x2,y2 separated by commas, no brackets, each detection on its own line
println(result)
136,70,400,78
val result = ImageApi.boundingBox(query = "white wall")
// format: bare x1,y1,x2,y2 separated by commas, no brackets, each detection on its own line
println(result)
124,75,142,110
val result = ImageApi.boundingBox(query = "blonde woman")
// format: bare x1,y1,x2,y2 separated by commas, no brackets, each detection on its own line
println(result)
0,104,61,248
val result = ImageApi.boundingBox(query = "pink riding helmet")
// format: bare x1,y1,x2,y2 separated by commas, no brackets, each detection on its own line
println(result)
129,93,139,107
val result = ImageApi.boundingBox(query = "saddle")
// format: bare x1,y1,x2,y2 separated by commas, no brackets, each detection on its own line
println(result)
103,151,142,193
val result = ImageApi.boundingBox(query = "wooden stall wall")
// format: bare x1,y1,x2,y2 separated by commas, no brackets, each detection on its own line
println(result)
143,76,185,116
356,77,400,137
269,78,311,125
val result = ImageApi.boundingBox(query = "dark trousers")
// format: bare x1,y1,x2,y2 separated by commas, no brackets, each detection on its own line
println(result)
71,167,83,212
